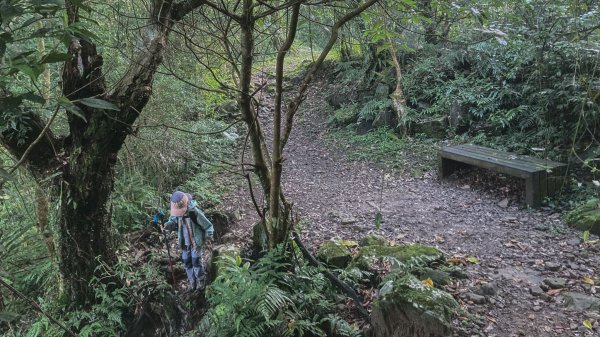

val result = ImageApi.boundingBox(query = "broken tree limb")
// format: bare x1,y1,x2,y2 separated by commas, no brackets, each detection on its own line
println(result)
291,230,370,321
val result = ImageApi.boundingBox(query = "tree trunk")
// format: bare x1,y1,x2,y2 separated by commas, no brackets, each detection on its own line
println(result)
2,0,208,307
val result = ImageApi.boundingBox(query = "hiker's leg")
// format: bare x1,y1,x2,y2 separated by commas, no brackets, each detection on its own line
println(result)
181,248,195,289
191,247,204,287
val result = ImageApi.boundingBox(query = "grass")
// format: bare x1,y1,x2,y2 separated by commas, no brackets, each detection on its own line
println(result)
327,126,439,177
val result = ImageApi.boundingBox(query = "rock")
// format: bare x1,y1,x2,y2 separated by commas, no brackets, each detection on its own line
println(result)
498,198,509,208
411,116,447,139
329,104,358,127
544,262,561,271
448,101,468,132
351,244,444,271
252,221,268,254
568,238,582,246
475,282,498,297
374,83,390,98
317,240,352,268
219,232,236,243
417,268,451,286
466,293,486,304
372,274,459,337
359,234,387,247
449,268,469,279
530,286,545,297
372,109,397,129
210,244,242,277
216,99,238,116
544,277,567,289
341,216,358,225
563,198,600,235
562,292,600,311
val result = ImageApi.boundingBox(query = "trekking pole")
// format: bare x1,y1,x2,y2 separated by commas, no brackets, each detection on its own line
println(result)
154,211,177,286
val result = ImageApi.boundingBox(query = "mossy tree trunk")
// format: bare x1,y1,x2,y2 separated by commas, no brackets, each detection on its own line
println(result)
1,0,207,306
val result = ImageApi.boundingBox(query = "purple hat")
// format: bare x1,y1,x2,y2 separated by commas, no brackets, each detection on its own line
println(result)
170,191,188,217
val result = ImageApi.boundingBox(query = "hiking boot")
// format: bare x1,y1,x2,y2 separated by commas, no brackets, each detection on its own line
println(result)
196,278,205,291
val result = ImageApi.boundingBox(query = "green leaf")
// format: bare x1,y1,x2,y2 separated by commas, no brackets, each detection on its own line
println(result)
78,98,120,111
583,230,591,242
466,256,480,264
21,93,45,104
374,212,382,229
40,52,70,64
0,311,20,322
58,96,87,122
583,320,593,330
13,64,40,79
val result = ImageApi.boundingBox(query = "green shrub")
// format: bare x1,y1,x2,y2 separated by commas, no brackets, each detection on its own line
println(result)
199,249,360,337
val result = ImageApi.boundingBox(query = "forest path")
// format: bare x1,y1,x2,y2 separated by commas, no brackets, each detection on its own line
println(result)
222,72,599,337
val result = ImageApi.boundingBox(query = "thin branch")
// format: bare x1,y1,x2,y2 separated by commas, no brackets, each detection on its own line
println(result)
9,107,60,174
0,277,79,337
292,231,370,321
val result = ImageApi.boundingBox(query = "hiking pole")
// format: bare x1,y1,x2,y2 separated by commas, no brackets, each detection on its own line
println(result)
154,211,177,286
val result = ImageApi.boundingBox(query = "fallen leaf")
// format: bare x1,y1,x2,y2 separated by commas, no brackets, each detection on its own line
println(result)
582,277,595,285
583,320,593,331
466,256,481,264
448,257,466,265
422,277,434,288
546,289,563,296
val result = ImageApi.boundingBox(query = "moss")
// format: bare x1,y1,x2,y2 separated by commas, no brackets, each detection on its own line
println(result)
317,240,352,268
359,234,387,247
564,198,600,235
372,274,459,336
351,244,443,270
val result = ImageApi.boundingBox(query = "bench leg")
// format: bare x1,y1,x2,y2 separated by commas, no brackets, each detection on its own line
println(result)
525,172,542,208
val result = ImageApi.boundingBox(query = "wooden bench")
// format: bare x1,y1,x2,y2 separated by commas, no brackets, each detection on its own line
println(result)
439,144,566,207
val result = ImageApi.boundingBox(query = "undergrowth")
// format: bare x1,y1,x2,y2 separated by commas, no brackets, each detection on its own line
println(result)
327,127,438,176
197,249,361,337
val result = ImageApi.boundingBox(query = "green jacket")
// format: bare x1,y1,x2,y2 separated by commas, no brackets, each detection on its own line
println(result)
164,206,214,249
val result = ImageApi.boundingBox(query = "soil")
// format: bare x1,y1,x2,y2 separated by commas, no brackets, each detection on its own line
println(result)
219,73,600,337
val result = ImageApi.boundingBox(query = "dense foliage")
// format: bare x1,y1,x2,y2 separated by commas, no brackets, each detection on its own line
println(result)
200,250,360,337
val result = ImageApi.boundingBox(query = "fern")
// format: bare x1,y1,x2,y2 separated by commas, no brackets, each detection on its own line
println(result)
199,248,360,337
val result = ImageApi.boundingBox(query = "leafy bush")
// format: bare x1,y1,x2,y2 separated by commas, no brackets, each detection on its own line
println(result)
199,250,360,337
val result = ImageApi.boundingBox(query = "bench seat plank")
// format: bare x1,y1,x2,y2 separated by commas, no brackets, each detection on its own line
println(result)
438,144,567,207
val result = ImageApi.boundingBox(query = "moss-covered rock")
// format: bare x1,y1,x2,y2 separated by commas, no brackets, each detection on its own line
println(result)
359,234,387,247
351,244,443,271
416,268,451,286
210,244,242,277
252,221,268,254
564,198,600,235
372,274,459,337
317,240,352,268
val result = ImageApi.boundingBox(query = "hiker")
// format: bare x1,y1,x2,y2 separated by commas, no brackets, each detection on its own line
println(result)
163,191,214,290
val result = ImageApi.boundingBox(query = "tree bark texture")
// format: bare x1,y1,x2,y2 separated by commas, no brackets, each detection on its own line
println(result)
1,0,206,306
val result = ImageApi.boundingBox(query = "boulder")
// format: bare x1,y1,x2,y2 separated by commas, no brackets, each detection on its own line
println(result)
417,268,451,286
564,198,600,235
411,116,447,139
359,234,387,247
210,244,242,277
351,244,443,271
317,240,352,268
372,274,459,337
562,292,600,311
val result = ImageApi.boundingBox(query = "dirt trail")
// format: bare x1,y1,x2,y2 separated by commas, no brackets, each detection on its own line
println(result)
222,75,600,337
